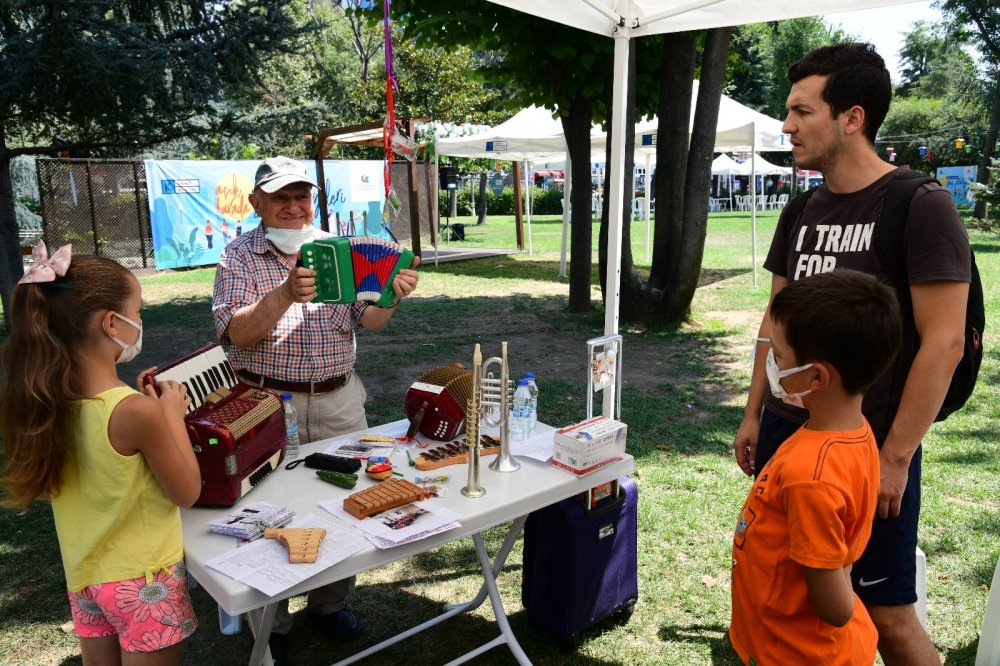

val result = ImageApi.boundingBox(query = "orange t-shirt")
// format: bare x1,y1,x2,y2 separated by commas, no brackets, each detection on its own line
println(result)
729,421,879,665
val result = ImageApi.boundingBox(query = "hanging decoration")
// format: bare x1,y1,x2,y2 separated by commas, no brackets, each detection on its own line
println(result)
382,0,401,228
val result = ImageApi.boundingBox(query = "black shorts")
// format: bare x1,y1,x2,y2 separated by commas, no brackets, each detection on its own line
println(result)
755,407,922,606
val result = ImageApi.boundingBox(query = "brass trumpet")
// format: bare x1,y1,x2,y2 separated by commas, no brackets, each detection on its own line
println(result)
482,342,520,473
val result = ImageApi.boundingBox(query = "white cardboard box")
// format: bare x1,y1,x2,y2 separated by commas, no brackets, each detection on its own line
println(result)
552,416,627,476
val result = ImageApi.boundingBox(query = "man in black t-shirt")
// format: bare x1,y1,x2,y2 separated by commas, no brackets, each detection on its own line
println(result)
732,44,969,666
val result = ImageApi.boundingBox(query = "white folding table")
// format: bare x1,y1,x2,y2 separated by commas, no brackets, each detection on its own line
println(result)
181,421,635,666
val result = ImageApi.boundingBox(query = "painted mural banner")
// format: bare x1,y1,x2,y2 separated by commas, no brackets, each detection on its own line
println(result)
936,165,977,207
144,159,386,269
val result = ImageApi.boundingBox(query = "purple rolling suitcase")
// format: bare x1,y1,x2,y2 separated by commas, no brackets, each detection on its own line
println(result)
521,475,639,648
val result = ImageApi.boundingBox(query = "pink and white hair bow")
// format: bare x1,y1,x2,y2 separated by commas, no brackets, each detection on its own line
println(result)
18,240,72,285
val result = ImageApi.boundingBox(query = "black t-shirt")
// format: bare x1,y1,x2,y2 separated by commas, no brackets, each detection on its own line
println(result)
763,167,971,440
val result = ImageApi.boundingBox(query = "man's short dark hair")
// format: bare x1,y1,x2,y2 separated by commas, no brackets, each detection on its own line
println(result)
770,269,901,395
787,43,891,144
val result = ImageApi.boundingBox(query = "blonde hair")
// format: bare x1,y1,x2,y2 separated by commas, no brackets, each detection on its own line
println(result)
1,255,134,507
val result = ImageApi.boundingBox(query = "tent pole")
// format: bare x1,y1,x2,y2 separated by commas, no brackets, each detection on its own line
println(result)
751,126,758,288
560,148,571,278
526,159,533,255
433,154,440,267
603,30,630,415
644,152,652,263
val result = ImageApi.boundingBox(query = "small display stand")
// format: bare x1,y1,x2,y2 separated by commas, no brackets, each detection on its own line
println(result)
586,334,623,421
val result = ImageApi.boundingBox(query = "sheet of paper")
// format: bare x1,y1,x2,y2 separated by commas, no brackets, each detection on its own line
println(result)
319,499,461,548
204,514,368,597
509,430,554,462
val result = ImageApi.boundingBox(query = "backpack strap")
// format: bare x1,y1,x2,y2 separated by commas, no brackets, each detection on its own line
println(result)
780,187,820,249
874,169,937,288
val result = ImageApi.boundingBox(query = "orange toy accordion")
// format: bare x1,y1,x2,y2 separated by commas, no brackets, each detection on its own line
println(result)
300,236,415,308
403,365,473,441
146,344,286,507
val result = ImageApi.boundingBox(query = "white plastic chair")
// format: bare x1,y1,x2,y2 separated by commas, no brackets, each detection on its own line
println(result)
632,196,646,220
766,194,778,210
776,193,789,210
976,556,1000,665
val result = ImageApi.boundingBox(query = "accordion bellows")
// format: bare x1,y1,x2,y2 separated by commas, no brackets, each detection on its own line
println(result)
301,236,415,308
404,365,474,441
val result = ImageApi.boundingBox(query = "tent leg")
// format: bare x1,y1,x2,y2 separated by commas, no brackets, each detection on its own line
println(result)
644,152,651,263
560,150,571,278
603,30,631,416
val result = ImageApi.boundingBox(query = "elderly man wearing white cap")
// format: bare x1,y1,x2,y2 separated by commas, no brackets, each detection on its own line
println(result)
212,156,420,664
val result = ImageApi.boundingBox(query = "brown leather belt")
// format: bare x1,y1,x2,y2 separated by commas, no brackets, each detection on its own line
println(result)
238,370,349,395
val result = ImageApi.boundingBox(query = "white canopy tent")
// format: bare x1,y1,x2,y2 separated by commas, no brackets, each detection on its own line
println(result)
435,106,604,267
711,153,747,176
480,0,926,421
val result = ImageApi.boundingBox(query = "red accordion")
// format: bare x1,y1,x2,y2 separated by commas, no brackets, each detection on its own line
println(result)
147,344,286,507
403,365,473,441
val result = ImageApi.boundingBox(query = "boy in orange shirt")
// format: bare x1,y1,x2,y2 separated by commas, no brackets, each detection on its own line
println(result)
730,269,902,665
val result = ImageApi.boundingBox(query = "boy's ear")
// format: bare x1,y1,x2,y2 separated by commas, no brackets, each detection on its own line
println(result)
809,362,833,392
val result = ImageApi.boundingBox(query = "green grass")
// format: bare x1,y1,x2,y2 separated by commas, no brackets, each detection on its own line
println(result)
1,212,996,665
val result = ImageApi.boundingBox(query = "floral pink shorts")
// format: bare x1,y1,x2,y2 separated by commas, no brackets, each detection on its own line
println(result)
67,560,198,652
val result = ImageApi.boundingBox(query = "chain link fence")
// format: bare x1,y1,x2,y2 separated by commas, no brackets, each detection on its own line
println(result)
33,159,435,272
36,158,154,269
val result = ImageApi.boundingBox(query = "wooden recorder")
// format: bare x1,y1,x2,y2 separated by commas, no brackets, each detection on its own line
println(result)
300,236,414,308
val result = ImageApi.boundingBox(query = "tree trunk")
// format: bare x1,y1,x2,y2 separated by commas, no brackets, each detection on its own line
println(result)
561,95,594,313
975,77,1000,220
648,33,697,292
0,126,21,329
476,172,487,224
659,27,732,321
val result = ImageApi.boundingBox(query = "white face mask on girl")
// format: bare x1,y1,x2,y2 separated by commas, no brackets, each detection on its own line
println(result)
265,226,315,255
110,313,143,364
765,349,813,409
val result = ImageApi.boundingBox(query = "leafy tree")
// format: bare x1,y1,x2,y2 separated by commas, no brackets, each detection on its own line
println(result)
0,1,312,322
897,21,949,95
940,0,1000,219
363,0,662,312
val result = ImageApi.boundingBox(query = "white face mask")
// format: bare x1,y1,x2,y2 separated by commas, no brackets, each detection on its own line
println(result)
765,349,813,409
265,226,315,255
110,313,143,364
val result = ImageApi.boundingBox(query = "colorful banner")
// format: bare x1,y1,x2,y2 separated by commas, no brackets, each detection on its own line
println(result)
144,159,386,269
936,165,978,207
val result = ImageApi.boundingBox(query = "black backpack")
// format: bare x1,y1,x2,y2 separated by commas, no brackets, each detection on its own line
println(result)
781,170,984,421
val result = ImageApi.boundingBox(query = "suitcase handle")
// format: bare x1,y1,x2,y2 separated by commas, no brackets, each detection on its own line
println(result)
582,479,624,517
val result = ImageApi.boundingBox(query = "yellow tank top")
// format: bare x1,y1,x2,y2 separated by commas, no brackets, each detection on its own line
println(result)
51,386,183,591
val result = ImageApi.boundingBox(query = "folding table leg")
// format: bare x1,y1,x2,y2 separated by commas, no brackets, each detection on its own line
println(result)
245,602,279,666
444,515,528,613
442,531,531,666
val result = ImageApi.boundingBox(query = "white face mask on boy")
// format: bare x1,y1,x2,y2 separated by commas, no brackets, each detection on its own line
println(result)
109,313,143,364
265,226,315,255
765,349,813,409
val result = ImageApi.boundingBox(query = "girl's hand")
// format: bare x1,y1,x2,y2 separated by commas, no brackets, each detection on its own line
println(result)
144,379,191,419
136,366,159,392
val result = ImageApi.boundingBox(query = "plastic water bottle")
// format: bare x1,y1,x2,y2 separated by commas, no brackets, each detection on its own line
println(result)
510,379,532,441
280,392,300,460
524,372,539,434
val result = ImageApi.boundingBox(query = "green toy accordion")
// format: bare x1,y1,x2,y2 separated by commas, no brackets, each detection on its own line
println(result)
300,236,415,308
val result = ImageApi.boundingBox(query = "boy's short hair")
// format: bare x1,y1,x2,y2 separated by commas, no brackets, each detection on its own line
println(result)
788,43,891,144
770,269,901,395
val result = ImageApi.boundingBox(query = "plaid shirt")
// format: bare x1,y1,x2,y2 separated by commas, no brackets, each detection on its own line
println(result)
212,225,368,382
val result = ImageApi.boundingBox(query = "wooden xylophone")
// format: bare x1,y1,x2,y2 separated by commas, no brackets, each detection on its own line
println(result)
343,478,425,519
300,236,415,308
414,435,501,471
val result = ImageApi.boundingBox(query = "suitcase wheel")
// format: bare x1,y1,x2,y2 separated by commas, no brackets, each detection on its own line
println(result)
617,598,637,622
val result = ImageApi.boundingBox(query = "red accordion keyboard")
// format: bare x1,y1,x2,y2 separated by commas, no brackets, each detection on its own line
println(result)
148,343,286,507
